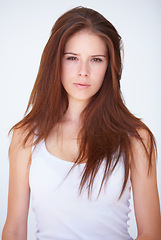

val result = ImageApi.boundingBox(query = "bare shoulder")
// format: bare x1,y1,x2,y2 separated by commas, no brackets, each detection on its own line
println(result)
9,127,34,165
10,127,33,151
131,128,154,152
8,126,34,192
130,128,156,174
130,128,161,239
2,128,34,239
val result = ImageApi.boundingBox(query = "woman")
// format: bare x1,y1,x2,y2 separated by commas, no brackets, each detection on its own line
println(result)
2,6,161,240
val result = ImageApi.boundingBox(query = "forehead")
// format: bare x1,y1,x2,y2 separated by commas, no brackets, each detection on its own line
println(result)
64,29,107,54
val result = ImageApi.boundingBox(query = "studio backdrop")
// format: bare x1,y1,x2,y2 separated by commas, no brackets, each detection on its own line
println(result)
0,0,161,239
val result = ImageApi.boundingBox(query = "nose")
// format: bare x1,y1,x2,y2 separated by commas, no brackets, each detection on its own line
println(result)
78,61,89,77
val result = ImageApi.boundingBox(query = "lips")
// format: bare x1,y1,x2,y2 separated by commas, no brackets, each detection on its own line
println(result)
73,83,91,89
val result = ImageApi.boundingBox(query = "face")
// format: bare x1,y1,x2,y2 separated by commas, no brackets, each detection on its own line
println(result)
61,29,108,105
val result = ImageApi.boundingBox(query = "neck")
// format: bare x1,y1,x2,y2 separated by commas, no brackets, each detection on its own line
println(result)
63,99,87,124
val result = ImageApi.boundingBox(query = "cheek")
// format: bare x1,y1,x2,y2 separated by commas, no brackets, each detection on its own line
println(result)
96,65,107,82
61,64,67,78
94,66,107,91
61,62,75,79
61,65,69,85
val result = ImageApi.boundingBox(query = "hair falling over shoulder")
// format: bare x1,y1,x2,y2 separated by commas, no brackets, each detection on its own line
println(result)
11,6,156,197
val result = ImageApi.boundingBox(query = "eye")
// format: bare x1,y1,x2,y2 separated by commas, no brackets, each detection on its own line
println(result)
91,58,102,62
66,56,78,61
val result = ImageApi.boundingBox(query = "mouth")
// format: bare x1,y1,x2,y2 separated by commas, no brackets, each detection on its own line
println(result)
73,83,91,89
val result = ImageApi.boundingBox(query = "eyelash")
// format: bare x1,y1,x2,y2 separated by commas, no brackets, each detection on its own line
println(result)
66,57,102,62
91,58,102,62
67,56,78,61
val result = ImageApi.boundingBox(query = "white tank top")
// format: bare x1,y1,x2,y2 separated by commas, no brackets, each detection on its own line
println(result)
29,140,133,240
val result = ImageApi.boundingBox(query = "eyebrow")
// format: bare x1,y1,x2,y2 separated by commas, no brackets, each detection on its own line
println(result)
91,54,106,58
64,52,79,56
64,52,106,57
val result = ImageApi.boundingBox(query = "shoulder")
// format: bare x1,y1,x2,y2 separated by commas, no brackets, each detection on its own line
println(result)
130,129,161,239
131,128,154,151
130,128,155,168
2,127,33,239
130,127,157,189
10,127,34,148
9,127,34,166
129,127,157,189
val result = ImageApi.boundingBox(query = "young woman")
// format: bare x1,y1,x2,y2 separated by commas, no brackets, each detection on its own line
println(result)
2,6,161,240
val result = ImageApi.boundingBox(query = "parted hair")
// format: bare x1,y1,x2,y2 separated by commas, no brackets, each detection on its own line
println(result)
11,6,156,197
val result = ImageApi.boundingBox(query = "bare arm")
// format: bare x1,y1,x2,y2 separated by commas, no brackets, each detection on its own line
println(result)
2,129,33,240
131,130,161,240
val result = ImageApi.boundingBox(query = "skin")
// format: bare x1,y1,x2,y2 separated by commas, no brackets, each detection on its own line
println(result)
61,29,108,106
130,129,161,239
2,30,161,240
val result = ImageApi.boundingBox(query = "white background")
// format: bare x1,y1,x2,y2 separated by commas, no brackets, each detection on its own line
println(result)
0,0,161,239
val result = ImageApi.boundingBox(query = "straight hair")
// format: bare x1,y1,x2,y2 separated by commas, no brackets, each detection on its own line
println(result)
11,6,156,197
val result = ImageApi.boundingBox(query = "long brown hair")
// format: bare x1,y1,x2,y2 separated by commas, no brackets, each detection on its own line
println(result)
11,6,156,197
